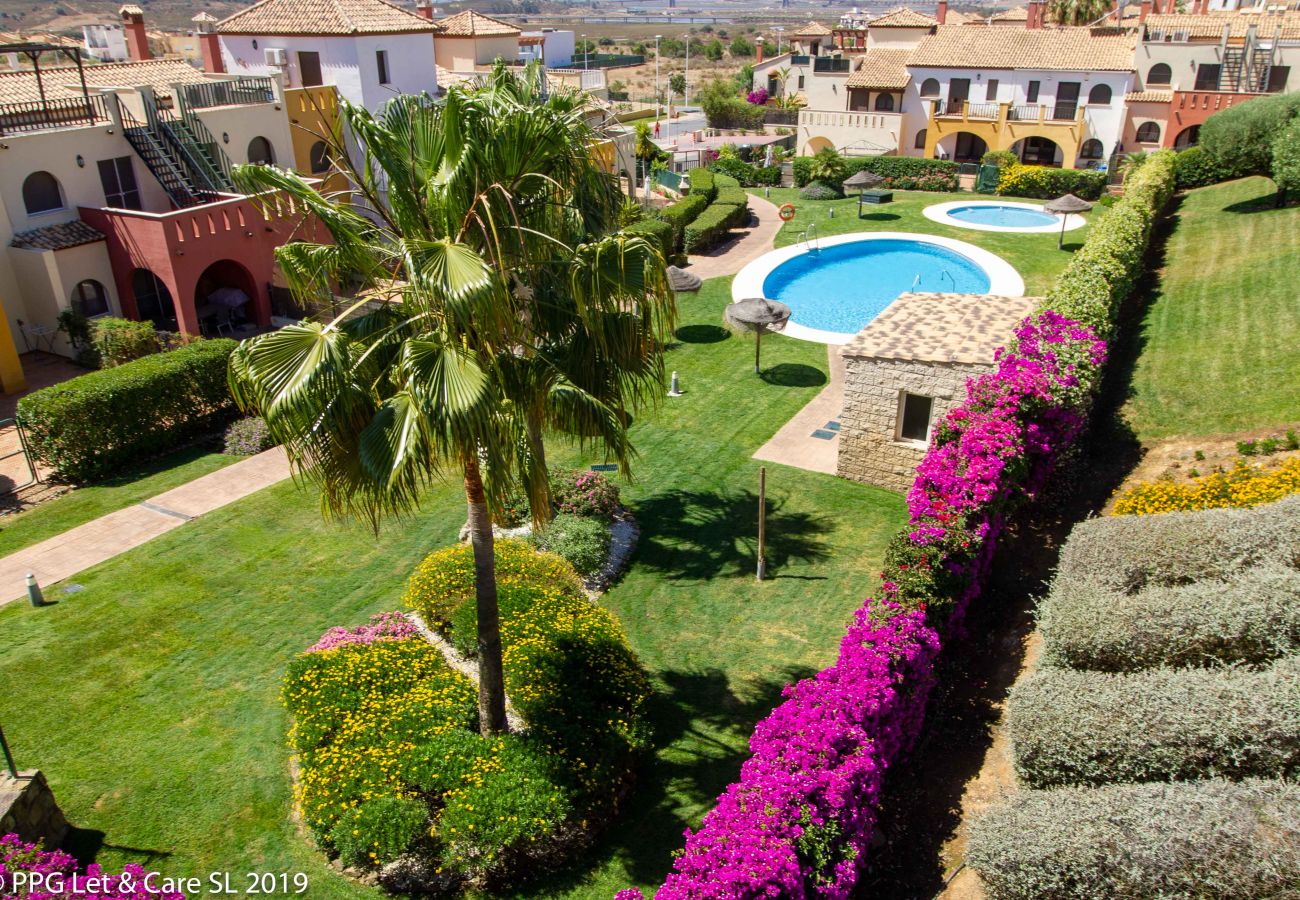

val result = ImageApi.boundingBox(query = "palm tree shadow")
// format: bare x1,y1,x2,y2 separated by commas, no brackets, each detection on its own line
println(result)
633,487,833,581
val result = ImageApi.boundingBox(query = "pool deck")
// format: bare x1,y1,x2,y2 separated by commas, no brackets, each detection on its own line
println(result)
753,345,845,476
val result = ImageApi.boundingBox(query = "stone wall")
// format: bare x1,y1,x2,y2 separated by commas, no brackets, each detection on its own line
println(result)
0,771,69,848
837,356,989,492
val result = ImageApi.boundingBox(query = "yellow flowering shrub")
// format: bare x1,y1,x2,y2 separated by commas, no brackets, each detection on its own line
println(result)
1111,457,1300,516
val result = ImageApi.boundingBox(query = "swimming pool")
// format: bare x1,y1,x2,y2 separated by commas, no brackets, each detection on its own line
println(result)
923,200,1088,234
731,232,1025,344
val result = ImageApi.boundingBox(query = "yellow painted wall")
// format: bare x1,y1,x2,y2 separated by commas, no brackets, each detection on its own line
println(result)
284,86,348,194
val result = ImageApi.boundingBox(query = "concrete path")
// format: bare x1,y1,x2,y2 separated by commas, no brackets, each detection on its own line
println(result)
753,345,845,475
685,192,785,280
0,446,291,607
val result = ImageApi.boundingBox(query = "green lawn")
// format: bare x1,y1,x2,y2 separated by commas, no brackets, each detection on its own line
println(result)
0,279,906,899
0,447,239,557
766,187,1093,295
1123,177,1300,440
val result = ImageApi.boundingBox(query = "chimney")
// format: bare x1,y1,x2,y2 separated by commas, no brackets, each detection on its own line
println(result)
416,0,434,20
1139,0,1152,20
756,36,765,63
937,0,948,24
1026,0,1044,28
193,12,224,73
120,4,150,61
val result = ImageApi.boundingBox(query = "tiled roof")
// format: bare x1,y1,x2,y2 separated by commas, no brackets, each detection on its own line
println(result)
841,292,1038,365
846,49,913,89
1144,11,1300,40
869,7,937,28
119,4,144,16
945,10,980,24
10,221,106,251
192,11,218,22
435,9,520,36
0,58,209,104
1126,88,1173,102
794,21,833,36
989,5,1027,21
907,24,1135,71
218,0,437,35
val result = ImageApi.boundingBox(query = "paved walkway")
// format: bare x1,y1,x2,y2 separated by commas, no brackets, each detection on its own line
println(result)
753,345,845,475
0,446,291,607
685,192,785,280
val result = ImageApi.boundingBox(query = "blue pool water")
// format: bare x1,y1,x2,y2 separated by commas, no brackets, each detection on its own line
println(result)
762,239,991,334
946,204,1059,228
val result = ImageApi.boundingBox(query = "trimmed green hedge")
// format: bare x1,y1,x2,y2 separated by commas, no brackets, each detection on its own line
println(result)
623,218,673,259
688,167,717,203
655,191,709,253
1043,150,1176,337
1039,566,1300,672
792,154,957,187
684,199,748,253
969,778,1300,900
1173,145,1229,189
1007,655,1300,788
707,157,781,186
18,339,238,483
996,163,1107,201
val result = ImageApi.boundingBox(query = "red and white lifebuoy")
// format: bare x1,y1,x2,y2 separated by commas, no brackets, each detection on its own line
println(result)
778,203,797,222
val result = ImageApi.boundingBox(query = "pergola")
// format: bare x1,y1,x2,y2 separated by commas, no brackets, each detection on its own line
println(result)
0,42,97,132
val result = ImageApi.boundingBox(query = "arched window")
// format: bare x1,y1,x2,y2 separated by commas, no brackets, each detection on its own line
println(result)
1079,138,1104,159
22,171,64,215
1136,121,1162,143
1087,84,1112,105
71,280,110,318
1174,125,1200,149
874,92,895,112
247,136,275,166
309,140,331,174
919,78,940,98
914,127,927,149
1147,63,1172,86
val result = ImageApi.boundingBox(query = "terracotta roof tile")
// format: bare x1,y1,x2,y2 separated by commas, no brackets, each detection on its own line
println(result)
119,4,144,16
1144,11,1300,40
794,21,833,36
1126,88,1173,102
10,221,105,251
840,292,1038,365
846,48,913,89
218,0,437,36
0,58,209,104
435,9,520,36
989,5,1028,21
907,24,1135,71
869,7,937,28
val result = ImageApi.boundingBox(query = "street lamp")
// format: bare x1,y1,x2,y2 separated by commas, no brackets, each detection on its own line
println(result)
774,25,785,56
582,33,588,71
654,34,662,126
684,35,690,107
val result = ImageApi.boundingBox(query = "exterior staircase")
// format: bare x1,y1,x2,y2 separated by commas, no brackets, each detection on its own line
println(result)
121,94,236,209
121,111,210,209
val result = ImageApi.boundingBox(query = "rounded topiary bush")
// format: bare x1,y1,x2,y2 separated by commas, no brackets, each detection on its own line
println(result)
799,180,842,201
531,513,611,575
223,416,275,455
1039,566,1300,672
968,778,1300,900
1007,655,1300,788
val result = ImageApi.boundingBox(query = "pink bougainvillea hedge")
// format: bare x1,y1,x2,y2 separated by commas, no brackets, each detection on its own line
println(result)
1,833,185,900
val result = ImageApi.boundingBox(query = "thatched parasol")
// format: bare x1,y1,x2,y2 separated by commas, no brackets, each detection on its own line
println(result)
1044,193,1094,248
725,298,792,374
666,265,702,292
843,169,884,192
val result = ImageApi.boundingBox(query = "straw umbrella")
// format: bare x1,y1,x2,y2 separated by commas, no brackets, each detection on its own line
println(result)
844,169,885,217
1044,193,1094,249
725,298,792,374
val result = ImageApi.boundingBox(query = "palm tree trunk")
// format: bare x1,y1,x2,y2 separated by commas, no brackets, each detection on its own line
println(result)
525,411,553,523
463,456,509,735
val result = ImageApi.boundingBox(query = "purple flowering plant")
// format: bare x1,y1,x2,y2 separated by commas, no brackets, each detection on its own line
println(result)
1,834,185,900
746,88,769,106
305,611,418,653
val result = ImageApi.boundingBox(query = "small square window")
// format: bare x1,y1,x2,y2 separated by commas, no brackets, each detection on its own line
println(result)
898,392,933,443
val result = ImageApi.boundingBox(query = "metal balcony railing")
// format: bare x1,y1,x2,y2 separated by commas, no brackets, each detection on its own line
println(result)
0,93,110,135
965,101,1000,119
813,57,851,73
174,76,276,112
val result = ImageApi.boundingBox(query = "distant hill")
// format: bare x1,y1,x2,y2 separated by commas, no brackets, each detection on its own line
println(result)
0,0,247,34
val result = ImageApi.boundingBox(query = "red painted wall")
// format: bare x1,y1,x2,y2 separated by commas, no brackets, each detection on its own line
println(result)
1166,91,1261,147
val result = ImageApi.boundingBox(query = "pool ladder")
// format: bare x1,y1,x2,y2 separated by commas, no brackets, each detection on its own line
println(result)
798,223,819,251
909,271,957,293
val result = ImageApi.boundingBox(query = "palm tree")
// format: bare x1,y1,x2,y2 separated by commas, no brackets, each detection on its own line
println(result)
1046,0,1113,25
229,64,673,734
807,147,847,184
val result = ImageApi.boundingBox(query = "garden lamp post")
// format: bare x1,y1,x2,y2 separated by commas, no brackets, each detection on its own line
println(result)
0,722,18,779
1044,193,1094,249
582,33,588,70
654,35,662,126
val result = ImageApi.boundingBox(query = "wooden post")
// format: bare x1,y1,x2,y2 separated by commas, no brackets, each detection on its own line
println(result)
757,466,767,581
754,328,762,374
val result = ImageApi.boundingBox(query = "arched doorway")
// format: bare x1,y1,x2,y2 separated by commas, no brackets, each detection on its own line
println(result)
195,260,257,336
803,135,834,156
937,131,987,163
1173,125,1200,149
1013,136,1062,166
131,268,177,331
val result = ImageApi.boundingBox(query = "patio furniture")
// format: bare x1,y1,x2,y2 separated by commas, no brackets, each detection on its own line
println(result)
724,298,792,374
1044,193,1094,248
860,189,893,204
18,322,55,352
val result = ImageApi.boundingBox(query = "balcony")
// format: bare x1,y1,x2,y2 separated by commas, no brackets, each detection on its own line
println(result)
813,57,852,74
173,76,277,112
933,100,1086,126
0,93,111,136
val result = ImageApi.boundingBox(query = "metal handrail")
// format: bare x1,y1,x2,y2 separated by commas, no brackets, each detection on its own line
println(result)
0,93,109,135
965,101,1000,119
175,76,275,111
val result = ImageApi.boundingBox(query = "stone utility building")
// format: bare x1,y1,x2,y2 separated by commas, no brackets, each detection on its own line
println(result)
837,292,1036,492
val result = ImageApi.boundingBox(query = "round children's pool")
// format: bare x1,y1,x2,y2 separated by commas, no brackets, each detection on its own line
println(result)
731,232,1025,343
923,200,1088,234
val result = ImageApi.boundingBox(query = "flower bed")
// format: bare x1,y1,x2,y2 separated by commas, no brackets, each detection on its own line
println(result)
286,542,648,893
1111,456,1300,515
1,833,184,900
623,153,1178,899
